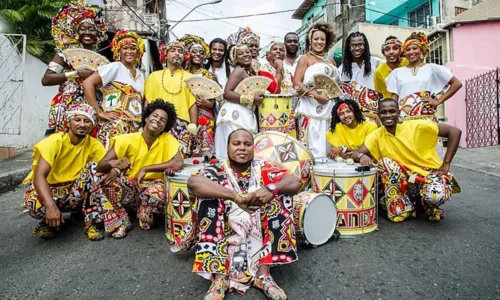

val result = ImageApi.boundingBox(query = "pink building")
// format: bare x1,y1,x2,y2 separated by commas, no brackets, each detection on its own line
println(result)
428,0,500,147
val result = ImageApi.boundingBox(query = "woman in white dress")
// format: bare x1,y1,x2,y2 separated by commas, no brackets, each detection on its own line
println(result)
83,30,146,149
293,22,339,158
215,44,264,159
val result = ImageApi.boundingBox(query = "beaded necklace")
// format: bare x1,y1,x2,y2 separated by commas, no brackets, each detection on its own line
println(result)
161,68,183,95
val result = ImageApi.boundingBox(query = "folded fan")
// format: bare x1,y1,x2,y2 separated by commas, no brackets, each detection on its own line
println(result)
235,76,272,96
313,74,344,99
62,48,110,71
184,76,223,100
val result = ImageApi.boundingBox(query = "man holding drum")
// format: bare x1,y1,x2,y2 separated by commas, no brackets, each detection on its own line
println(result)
188,129,302,300
354,99,462,223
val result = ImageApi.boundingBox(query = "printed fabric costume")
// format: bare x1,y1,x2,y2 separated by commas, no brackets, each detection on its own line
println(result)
96,30,146,149
46,2,107,135
145,41,197,157
364,120,460,222
192,159,297,293
339,56,383,124
23,104,106,239
227,27,261,73
215,44,258,159
295,62,339,158
180,34,218,158
374,38,409,98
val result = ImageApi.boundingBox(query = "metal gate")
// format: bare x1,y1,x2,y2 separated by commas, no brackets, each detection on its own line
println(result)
0,34,26,135
465,67,500,148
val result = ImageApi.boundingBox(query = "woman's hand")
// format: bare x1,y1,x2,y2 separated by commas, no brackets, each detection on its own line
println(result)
253,93,264,106
77,67,94,80
97,110,120,121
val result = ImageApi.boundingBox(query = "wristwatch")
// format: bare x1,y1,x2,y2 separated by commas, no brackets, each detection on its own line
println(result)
266,184,279,197
357,152,365,160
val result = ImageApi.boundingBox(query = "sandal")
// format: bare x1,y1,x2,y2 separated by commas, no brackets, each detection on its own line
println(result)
84,224,104,241
204,276,229,300
33,222,56,240
254,273,287,300
112,222,128,239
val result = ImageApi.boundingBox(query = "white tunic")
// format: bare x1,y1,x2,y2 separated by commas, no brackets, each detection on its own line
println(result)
339,56,383,90
98,61,145,93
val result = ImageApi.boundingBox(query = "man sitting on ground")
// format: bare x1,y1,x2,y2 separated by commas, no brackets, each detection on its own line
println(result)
353,99,461,222
188,128,302,300
23,104,106,240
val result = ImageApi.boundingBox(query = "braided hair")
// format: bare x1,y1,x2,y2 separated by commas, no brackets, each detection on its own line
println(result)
204,38,231,79
329,99,365,132
341,32,372,78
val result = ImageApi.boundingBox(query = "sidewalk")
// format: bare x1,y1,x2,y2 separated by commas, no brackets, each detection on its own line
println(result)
0,146,498,194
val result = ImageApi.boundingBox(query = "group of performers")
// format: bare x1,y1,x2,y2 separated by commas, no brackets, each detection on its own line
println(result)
23,2,464,300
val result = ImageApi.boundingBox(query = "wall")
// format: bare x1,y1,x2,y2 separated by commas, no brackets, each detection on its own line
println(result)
367,0,439,27
441,0,477,22
0,52,57,149
445,21,500,147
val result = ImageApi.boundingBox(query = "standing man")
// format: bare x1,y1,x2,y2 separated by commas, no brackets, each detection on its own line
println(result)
353,99,462,223
145,41,198,157
283,32,301,78
374,36,409,98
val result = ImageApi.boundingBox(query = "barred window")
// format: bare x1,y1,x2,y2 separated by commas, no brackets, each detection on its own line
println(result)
408,3,430,28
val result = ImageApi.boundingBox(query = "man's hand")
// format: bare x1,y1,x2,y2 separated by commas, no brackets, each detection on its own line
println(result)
360,155,373,167
133,168,147,191
434,162,451,175
77,67,94,80
196,97,213,109
327,147,343,159
45,205,62,230
247,189,274,208
110,158,132,171
97,169,118,186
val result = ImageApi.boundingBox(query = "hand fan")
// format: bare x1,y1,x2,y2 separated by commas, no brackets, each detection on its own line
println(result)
313,74,344,99
235,76,272,96
184,76,223,100
62,48,110,71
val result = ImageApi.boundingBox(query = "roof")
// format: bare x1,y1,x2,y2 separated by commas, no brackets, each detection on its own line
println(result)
443,0,500,28
292,0,316,20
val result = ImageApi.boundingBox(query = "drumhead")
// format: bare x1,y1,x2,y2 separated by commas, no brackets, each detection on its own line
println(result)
313,162,376,176
262,94,294,99
166,165,202,183
303,194,337,246
254,131,316,164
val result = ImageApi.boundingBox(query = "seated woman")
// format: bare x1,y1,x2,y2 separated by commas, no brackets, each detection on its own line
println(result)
83,30,146,149
326,99,377,159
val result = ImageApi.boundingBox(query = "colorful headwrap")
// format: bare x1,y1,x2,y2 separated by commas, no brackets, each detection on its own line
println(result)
51,1,107,50
66,103,96,126
381,38,402,52
229,44,250,65
110,30,145,64
337,103,353,114
403,32,429,56
159,41,186,64
179,34,210,59
226,26,260,47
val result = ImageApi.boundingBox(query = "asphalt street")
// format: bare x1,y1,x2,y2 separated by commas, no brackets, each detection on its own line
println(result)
0,166,499,300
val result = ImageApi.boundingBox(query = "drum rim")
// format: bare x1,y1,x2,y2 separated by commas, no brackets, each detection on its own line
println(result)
254,131,316,165
262,94,294,98
301,192,337,246
312,163,377,176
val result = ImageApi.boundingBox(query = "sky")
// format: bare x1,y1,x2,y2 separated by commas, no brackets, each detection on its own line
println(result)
164,0,304,47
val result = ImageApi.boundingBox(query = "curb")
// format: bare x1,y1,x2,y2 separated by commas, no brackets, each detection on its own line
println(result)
0,168,30,194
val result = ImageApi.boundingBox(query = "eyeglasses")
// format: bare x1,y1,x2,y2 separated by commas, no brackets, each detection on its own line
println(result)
350,43,365,49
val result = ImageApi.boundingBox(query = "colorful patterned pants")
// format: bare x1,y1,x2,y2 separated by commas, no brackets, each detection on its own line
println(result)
378,158,453,222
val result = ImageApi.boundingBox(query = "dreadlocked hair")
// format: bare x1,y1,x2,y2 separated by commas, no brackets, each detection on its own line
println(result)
329,99,365,133
204,38,231,78
305,22,335,54
141,99,177,133
342,31,372,78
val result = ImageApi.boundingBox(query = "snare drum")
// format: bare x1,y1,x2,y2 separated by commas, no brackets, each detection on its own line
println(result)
258,95,293,134
254,131,315,191
165,165,202,252
293,191,337,246
312,161,378,237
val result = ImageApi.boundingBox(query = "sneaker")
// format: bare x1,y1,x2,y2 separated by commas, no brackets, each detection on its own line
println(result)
84,225,104,241
33,222,56,240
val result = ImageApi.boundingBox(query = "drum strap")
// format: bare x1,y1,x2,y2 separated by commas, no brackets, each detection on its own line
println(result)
295,112,331,121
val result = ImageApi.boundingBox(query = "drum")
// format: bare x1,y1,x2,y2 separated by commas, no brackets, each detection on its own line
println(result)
312,161,378,237
258,94,293,134
293,191,337,246
254,131,315,191
164,165,202,252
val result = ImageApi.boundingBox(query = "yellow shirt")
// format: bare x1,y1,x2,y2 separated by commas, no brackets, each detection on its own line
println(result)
23,133,106,185
111,131,180,180
144,69,196,122
326,121,378,150
374,58,409,98
364,120,442,176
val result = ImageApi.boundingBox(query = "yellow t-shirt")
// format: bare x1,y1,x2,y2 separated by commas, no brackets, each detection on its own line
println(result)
326,121,378,150
23,133,106,185
111,131,180,180
144,69,196,122
364,120,442,176
374,58,409,98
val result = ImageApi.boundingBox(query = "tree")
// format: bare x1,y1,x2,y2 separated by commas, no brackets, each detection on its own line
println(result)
0,0,72,62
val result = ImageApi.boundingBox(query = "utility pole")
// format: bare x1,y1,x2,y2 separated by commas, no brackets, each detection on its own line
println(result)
342,3,350,52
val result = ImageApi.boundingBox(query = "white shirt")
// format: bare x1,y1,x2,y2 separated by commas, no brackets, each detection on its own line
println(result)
98,61,145,93
209,61,231,89
283,55,302,78
386,63,453,99
339,56,384,90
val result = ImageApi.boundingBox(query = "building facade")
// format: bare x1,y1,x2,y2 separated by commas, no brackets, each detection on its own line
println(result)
293,0,329,54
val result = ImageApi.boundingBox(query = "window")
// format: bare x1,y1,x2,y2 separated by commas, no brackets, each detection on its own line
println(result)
408,3,430,28
455,7,468,16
